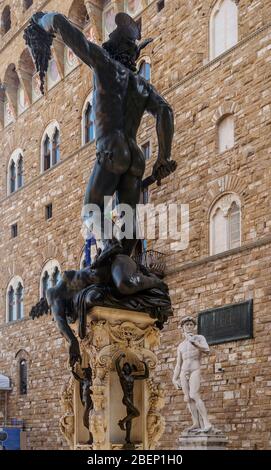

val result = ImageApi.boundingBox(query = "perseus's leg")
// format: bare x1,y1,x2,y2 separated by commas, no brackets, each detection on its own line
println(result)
83,160,121,242
117,172,142,257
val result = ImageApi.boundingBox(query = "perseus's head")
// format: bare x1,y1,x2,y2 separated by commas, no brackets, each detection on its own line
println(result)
102,13,153,72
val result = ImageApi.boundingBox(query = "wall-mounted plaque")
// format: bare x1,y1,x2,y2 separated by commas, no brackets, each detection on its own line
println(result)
198,300,253,345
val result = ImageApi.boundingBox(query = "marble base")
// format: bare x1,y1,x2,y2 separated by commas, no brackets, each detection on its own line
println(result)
179,432,228,450
60,306,166,450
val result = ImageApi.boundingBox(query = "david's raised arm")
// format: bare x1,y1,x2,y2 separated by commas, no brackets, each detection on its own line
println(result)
32,12,105,69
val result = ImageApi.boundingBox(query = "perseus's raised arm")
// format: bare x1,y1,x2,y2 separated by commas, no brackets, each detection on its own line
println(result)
33,12,106,68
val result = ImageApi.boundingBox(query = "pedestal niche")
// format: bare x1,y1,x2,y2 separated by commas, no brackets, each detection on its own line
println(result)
60,307,166,450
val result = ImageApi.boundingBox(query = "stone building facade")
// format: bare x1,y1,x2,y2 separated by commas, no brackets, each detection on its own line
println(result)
0,0,271,450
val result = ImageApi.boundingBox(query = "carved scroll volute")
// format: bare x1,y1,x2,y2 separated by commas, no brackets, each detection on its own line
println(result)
146,381,166,450
60,377,75,449
90,383,108,450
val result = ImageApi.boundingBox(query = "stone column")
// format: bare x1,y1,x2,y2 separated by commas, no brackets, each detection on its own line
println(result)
60,307,166,451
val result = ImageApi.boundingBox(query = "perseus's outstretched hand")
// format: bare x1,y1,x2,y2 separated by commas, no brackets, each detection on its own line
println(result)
152,159,177,186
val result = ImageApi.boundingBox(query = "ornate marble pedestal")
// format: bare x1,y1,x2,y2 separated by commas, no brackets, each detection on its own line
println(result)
60,307,165,450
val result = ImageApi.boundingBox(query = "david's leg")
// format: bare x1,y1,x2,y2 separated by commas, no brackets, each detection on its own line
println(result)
180,372,200,430
189,370,212,431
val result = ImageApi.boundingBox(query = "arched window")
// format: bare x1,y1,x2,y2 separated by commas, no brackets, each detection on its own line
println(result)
124,0,143,17
1,6,11,35
19,359,27,395
82,95,95,145
47,58,61,91
10,160,16,193
6,277,24,322
19,48,37,104
218,114,234,153
52,128,60,165
40,260,61,298
64,46,79,76
23,0,33,11
8,150,24,195
4,64,20,119
103,4,116,40
41,122,61,172
210,194,241,255
138,59,151,81
210,0,238,60
17,155,24,189
68,0,89,29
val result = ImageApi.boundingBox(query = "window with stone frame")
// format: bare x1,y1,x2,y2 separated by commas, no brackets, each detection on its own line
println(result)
41,123,61,172
218,114,235,153
1,6,11,35
210,0,238,60
210,194,241,255
19,359,27,395
6,277,24,322
8,150,24,195
142,141,151,160
82,95,95,145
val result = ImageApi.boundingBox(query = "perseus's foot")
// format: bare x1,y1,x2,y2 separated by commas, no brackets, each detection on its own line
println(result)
118,419,126,431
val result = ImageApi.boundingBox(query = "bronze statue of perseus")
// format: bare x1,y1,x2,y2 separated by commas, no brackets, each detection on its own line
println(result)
24,10,176,262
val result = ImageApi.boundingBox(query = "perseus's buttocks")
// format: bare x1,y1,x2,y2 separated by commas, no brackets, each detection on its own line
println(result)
96,131,131,174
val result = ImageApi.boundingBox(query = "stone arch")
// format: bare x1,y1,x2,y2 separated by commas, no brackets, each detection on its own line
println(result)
68,0,90,29
212,102,238,124
3,63,20,119
1,5,11,36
